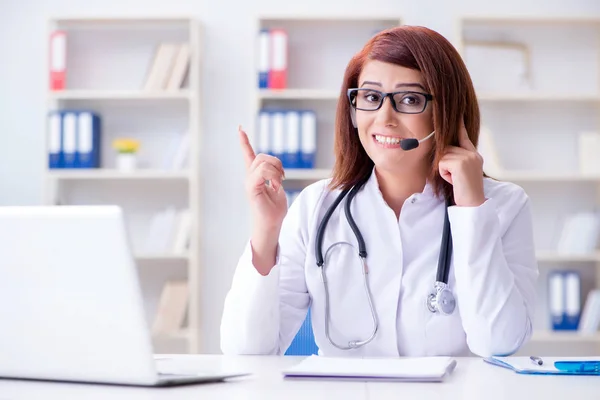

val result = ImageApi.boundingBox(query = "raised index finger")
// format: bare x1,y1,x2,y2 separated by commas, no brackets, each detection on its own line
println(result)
238,125,256,170
458,118,476,151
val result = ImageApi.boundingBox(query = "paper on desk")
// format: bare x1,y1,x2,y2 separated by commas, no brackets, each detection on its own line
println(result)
282,355,457,382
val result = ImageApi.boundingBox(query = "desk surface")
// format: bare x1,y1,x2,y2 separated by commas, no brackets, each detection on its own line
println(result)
0,355,598,399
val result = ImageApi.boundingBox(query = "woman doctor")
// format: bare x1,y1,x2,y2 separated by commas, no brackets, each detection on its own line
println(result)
221,25,538,358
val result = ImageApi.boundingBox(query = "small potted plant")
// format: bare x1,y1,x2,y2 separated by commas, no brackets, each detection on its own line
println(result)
112,138,140,172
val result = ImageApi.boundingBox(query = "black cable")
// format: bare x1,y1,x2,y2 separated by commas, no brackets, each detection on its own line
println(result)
436,197,454,283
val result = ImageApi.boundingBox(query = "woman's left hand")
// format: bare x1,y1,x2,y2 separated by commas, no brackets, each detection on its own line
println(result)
438,120,486,207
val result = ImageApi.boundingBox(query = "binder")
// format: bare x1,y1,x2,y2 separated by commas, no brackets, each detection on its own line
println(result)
257,29,270,89
271,111,285,161
284,111,301,168
269,29,287,89
76,111,101,169
61,112,78,168
564,271,581,330
257,111,271,156
484,357,600,376
300,111,317,168
48,111,62,169
549,270,581,330
49,30,66,90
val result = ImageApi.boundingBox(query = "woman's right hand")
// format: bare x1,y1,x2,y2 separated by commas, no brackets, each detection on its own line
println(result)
239,126,288,274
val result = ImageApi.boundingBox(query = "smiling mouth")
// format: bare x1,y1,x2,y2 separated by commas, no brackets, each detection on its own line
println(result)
373,134,404,147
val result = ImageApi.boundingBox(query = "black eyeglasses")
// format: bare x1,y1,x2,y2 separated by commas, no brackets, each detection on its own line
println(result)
347,88,433,114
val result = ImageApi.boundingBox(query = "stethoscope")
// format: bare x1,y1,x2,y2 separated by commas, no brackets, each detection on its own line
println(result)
314,176,456,351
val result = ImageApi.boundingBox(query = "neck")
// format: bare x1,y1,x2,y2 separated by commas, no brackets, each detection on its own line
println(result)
375,165,429,219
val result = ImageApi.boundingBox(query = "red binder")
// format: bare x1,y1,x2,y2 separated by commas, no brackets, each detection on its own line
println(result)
49,30,67,90
268,29,287,89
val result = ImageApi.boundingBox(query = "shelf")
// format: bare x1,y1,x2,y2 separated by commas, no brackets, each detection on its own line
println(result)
460,16,600,26
258,89,339,100
285,168,332,180
493,171,600,182
531,331,600,342
53,16,194,24
135,254,189,262
477,93,600,102
47,169,190,180
259,15,402,22
48,90,193,101
282,169,600,183
536,251,600,263
152,329,190,340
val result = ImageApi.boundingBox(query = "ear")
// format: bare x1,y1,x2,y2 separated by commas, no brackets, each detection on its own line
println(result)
350,107,357,128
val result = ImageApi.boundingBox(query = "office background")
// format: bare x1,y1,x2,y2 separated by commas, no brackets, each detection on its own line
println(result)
1,0,600,356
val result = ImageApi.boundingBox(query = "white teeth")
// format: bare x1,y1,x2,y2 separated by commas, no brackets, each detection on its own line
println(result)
375,135,401,145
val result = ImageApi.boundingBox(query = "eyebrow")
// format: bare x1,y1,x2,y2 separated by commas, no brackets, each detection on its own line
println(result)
360,81,427,91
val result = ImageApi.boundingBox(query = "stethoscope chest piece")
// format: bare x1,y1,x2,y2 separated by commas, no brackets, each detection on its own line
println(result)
426,282,456,316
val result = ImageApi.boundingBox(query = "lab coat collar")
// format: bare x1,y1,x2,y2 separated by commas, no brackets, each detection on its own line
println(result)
364,167,436,201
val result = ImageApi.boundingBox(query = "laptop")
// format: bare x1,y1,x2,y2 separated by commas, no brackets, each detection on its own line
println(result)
0,205,248,387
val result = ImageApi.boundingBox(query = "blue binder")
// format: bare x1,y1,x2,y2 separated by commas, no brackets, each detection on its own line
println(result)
548,270,581,331
61,112,78,169
47,111,62,169
283,110,301,168
257,29,270,89
300,111,316,168
484,357,600,375
270,111,285,162
75,111,101,169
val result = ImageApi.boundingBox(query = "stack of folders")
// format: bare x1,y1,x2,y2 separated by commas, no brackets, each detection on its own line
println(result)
143,43,191,91
579,289,600,334
257,110,317,168
257,29,287,89
556,211,600,255
143,208,192,255
47,111,101,169
152,280,189,336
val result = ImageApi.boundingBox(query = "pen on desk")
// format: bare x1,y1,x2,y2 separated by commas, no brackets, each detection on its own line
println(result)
530,356,543,366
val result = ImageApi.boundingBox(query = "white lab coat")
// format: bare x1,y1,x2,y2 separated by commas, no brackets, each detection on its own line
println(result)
220,170,539,358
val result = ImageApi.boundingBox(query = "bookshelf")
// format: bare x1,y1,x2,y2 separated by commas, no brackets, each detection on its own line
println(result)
44,17,202,354
456,16,600,355
254,16,402,196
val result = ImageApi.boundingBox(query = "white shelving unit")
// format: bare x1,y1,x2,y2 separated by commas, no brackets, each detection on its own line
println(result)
48,90,194,100
254,16,402,192
44,16,202,354
456,16,600,355
254,16,600,354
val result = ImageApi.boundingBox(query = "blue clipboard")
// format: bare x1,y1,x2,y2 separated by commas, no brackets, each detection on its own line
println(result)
483,357,600,376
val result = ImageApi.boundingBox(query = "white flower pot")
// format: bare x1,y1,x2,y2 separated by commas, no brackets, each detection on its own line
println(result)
116,153,137,172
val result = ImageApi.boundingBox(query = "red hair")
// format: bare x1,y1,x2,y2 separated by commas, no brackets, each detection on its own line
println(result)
330,25,481,202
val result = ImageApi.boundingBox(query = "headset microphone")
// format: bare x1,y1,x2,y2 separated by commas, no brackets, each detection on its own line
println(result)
400,130,435,151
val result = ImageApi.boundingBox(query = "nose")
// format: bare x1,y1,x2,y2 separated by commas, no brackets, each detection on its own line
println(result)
374,95,398,127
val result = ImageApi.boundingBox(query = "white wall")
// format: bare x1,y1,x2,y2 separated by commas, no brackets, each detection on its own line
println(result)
1,0,599,354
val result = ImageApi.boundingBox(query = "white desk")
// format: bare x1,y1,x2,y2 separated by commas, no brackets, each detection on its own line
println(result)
0,355,598,399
